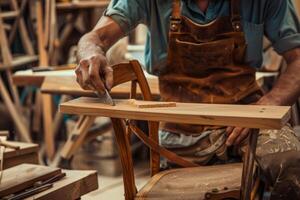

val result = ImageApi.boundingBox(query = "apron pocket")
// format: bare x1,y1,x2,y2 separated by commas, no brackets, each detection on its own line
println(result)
174,38,235,75
243,21,264,67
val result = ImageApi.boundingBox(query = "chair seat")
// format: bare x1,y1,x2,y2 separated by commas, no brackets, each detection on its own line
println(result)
136,163,242,200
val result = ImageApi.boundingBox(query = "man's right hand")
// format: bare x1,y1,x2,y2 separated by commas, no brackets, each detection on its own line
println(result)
75,54,114,94
75,16,125,94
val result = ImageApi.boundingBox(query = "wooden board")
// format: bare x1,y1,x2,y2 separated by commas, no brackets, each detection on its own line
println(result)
13,69,160,98
0,164,61,197
40,75,160,98
60,97,291,129
56,1,110,10
13,69,75,87
2,141,39,169
24,169,98,200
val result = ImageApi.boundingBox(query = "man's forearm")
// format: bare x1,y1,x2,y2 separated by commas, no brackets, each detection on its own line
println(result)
258,49,300,106
77,33,106,61
77,16,125,61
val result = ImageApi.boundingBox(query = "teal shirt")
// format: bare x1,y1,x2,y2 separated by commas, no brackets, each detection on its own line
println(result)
104,0,300,75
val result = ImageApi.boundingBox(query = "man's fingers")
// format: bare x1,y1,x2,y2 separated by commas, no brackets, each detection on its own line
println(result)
226,126,234,136
75,65,89,90
80,60,94,90
234,128,250,145
226,127,243,146
103,66,114,90
89,60,106,94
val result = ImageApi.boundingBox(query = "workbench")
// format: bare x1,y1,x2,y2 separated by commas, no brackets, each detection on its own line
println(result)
0,163,98,199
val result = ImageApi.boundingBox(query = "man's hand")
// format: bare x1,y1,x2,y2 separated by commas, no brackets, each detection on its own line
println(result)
75,54,113,94
226,126,250,146
76,16,124,94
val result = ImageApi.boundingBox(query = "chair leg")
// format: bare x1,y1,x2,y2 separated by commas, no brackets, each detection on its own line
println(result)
148,121,160,176
0,77,31,142
42,94,55,160
60,115,95,160
241,128,259,200
112,118,137,200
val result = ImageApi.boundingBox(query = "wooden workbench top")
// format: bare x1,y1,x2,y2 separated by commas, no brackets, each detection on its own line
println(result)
60,97,290,129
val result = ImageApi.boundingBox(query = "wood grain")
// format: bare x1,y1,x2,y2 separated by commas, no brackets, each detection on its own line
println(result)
128,99,176,108
0,164,61,197
60,97,291,129
24,169,98,200
0,141,38,169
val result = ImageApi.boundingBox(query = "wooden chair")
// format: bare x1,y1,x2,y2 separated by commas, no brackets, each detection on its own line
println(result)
109,61,243,200
59,60,291,200
0,0,38,142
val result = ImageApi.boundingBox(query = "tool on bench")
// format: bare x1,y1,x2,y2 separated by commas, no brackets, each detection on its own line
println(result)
94,89,115,106
93,74,115,107
3,172,66,200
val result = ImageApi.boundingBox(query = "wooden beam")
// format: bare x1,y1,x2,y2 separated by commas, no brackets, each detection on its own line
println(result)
56,1,110,10
60,97,291,129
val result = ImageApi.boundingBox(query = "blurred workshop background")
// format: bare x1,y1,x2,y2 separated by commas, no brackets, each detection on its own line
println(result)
0,0,299,199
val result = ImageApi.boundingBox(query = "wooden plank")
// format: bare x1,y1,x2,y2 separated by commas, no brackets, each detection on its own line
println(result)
0,11,19,19
3,141,38,159
0,55,38,70
24,169,98,200
3,152,39,170
60,97,291,129
0,164,61,197
12,69,74,87
56,1,110,10
40,75,160,98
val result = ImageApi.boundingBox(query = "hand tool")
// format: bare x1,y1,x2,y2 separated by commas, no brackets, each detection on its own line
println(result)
94,89,115,106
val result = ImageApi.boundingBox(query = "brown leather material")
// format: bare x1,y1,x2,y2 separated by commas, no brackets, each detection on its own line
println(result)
135,163,242,200
171,0,181,20
160,0,261,135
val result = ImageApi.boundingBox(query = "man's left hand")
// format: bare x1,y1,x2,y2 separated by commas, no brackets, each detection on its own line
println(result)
226,126,250,146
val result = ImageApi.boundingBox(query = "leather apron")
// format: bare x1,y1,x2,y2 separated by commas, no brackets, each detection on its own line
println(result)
160,0,262,135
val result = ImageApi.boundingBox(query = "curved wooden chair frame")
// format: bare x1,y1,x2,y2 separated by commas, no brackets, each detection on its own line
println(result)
106,60,256,200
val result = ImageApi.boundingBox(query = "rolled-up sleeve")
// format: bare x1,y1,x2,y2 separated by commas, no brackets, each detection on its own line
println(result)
264,0,300,54
104,0,149,34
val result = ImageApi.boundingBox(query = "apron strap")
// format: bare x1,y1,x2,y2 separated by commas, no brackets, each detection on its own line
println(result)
231,0,242,31
171,0,243,31
171,0,181,20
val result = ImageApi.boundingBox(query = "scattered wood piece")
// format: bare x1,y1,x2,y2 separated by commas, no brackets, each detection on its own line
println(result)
0,131,9,137
128,99,177,108
0,164,61,197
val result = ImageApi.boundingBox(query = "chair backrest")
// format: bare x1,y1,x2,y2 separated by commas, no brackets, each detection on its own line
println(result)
107,60,157,200
110,60,208,200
